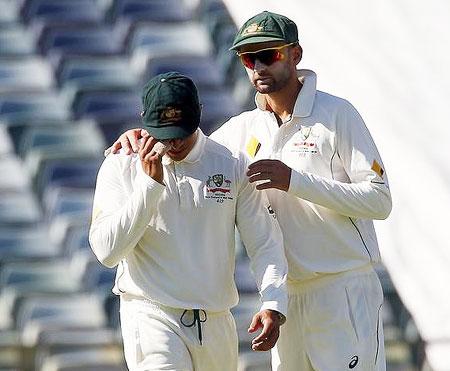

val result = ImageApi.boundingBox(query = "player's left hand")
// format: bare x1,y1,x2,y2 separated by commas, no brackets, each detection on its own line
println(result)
247,159,292,191
248,309,283,351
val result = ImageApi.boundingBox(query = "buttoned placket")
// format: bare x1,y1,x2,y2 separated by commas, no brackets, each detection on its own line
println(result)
171,161,195,209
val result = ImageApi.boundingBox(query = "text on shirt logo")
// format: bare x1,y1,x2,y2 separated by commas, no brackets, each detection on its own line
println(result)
205,174,233,203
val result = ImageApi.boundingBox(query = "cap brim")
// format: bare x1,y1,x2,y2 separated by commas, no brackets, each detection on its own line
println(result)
144,122,196,141
229,36,287,51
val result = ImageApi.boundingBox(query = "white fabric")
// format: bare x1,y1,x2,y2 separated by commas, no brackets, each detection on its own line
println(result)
89,130,288,314
120,295,238,371
211,70,392,281
271,265,385,371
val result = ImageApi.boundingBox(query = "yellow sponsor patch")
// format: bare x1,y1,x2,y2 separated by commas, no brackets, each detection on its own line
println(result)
246,136,261,158
371,160,384,178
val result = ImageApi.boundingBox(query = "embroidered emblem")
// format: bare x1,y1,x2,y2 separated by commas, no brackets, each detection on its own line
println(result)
243,23,264,35
205,174,233,203
160,107,182,123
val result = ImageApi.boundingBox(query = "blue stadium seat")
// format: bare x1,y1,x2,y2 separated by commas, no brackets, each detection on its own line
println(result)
129,23,213,73
0,26,36,56
0,57,55,93
0,0,21,25
71,90,140,123
58,57,138,91
0,155,31,193
0,226,59,263
0,191,42,226
198,88,240,135
36,158,102,197
21,0,106,24
43,187,94,222
0,93,70,125
143,55,224,89
111,0,192,22
39,25,125,56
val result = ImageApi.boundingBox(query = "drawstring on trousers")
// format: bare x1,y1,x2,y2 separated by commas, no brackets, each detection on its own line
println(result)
180,309,207,345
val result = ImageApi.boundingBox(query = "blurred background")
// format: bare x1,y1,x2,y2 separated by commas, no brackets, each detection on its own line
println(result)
0,0,448,370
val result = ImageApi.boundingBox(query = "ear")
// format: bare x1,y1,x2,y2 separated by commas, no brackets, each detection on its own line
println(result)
292,44,303,65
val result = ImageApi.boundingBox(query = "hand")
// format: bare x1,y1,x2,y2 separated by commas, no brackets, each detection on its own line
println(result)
248,309,283,351
111,128,149,155
247,159,292,191
139,136,164,184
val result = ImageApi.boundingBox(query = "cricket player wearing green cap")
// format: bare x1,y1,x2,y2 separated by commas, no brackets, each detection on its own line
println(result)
108,10,392,371
89,72,288,371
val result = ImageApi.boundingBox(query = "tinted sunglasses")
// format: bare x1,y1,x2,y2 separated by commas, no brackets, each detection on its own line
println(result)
237,42,296,70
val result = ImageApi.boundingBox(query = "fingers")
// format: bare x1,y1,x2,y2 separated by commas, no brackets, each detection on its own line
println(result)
129,129,142,153
251,323,279,351
246,159,275,177
246,159,291,192
248,313,263,334
139,136,158,162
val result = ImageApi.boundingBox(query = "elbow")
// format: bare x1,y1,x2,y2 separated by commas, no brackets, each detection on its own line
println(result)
88,230,119,268
373,192,392,220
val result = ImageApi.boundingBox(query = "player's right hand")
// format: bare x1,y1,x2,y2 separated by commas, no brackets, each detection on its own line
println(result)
139,136,164,185
111,128,149,154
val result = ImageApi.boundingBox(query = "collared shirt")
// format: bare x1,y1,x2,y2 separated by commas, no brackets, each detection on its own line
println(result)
89,130,288,314
211,69,392,281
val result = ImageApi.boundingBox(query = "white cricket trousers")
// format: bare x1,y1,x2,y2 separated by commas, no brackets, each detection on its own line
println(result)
120,295,238,371
271,264,386,371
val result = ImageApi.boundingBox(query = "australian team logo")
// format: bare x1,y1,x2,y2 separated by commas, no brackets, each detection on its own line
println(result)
205,173,233,202
160,107,182,123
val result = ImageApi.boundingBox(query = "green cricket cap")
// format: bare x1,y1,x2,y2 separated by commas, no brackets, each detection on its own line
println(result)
141,72,201,140
230,11,298,51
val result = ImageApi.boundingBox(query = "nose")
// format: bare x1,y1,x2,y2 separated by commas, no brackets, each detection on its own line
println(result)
253,58,267,72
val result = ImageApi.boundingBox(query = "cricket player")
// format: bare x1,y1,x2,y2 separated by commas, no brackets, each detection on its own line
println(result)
89,72,288,371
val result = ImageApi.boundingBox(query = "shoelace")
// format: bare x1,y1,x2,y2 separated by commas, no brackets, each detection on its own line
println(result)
180,309,207,345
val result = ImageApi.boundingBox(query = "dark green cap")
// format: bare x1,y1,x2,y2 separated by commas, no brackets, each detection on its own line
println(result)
230,11,298,51
141,72,201,140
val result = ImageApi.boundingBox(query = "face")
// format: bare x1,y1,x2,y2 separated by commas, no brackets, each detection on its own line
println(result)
237,41,301,94
165,130,198,162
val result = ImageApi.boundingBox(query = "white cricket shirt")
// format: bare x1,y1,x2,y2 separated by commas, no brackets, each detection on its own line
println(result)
211,69,392,281
89,130,288,314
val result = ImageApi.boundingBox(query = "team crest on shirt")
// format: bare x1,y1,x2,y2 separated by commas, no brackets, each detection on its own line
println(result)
291,125,320,156
205,174,233,202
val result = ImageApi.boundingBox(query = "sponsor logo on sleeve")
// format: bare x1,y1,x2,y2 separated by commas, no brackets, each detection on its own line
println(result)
371,160,384,178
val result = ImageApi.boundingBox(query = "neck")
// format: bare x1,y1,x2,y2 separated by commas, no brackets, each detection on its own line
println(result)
265,76,302,123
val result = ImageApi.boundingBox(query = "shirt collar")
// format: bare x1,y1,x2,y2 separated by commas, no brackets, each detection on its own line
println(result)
161,128,205,165
254,69,317,118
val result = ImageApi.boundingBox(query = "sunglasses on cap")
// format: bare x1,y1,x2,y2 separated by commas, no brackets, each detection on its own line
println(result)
237,42,296,70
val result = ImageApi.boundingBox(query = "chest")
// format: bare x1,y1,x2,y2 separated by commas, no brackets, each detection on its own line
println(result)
159,161,238,211
246,117,337,175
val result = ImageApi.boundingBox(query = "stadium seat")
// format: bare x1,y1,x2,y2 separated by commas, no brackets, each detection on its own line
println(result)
21,0,106,24
198,88,240,134
0,0,21,25
142,55,224,89
42,187,94,222
0,225,59,264
110,0,192,22
34,328,122,371
0,126,15,156
0,92,70,125
71,89,141,123
57,56,138,91
0,57,55,93
0,191,42,226
129,22,213,73
35,157,102,198
0,155,31,192
0,25,37,56
39,25,126,56
0,329,21,369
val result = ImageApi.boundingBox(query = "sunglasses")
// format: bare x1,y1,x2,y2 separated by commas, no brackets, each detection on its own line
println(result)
237,42,296,70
